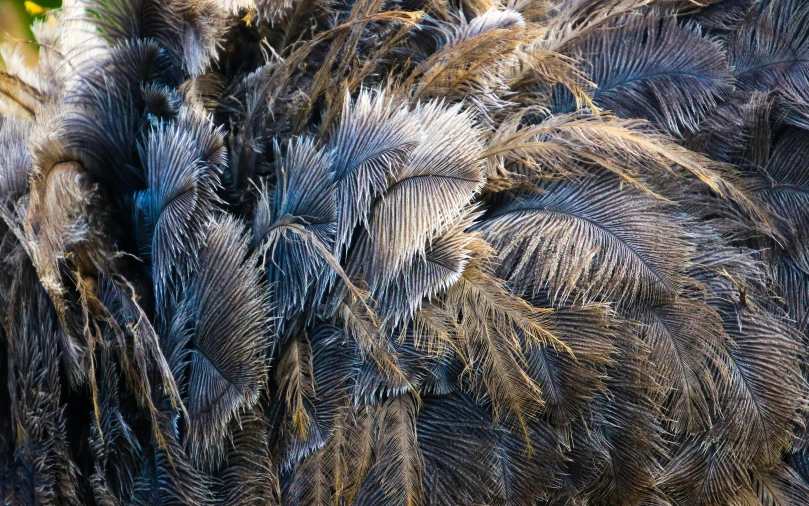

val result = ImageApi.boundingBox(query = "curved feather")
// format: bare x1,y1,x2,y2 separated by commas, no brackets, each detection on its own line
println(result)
753,463,809,506
329,89,422,253
442,255,557,430
774,257,809,334
523,297,615,425
475,173,692,306
660,439,757,506
253,137,336,325
89,351,143,505
751,129,809,270
490,418,565,506
568,325,665,505
354,101,484,289
631,300,728,433
557,9,733,136
5,266,81,506
89,0,226,75
215,412,280,506
0,116,33,200
277,325,354,467
62,40,184,192
713,300,807,468
728,0,809,93
182,216,271,469
134,120,222,305
374,212,477,325
417,394,495,506
353,328,451,405
131,412,214,506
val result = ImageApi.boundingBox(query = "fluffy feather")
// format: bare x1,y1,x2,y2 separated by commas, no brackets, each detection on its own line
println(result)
3,1,809,505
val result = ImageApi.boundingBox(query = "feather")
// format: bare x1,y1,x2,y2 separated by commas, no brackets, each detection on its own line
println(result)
280,443,334,506
329,89,421,253
277,333,317,443
215,412,280,506
713,299,808,469
475,173,692,306
490,417,565,506
631,300,728,433
523,297,614,425
753,463,809,506
685,0,758,32
750,129,809,271
353,327,451,405
7,1,809,503
353,101,484,288
788,450,809,486
555,9,733,137
0,116,33,200
774,257,809,334
460,8,525,38
88,350,143,506
373,212,477,325
660,440,758,506
404,9,533,117
728,0,809,93
0,70,41,118
98,275,186,429
5,265,82,506
281,403,377,506
569,325,666,506
131,411,214,506
253,137,337,326
485,112,772,230
89,0,227,75
62,40,185,192
134,118,222,305
417,394,495,506
353,394,423,506
335,405,376,504
182,216,271,469
442,254,558,430
277,325,354,467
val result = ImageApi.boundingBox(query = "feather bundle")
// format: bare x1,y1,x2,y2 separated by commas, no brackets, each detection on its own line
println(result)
2,0,809,504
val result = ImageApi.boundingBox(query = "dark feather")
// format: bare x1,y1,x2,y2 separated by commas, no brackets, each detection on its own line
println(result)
277,325,354,467
215,412,280,506
7,1,809,504
728,0,809,93
523,297,614,425
5,264,81,506
130,412,214,506
352,394,423,506
253,137,336,326
631,300,728,433
417,394,496,506
567,323,666,506
0,116,33,200
556,9,733,136
182,216,271,469
134,117,222,305
750,129,809,271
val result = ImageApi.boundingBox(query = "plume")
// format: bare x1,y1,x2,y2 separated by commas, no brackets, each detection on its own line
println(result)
3,1,809,505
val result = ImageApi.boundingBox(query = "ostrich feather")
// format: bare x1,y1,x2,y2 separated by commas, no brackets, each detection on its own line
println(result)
3,1,809,505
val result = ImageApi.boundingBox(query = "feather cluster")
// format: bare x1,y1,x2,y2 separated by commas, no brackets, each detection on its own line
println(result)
2,0,809,504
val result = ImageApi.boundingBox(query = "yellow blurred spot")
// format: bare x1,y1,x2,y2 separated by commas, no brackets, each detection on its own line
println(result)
24,1,48,16
242,8,255,26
